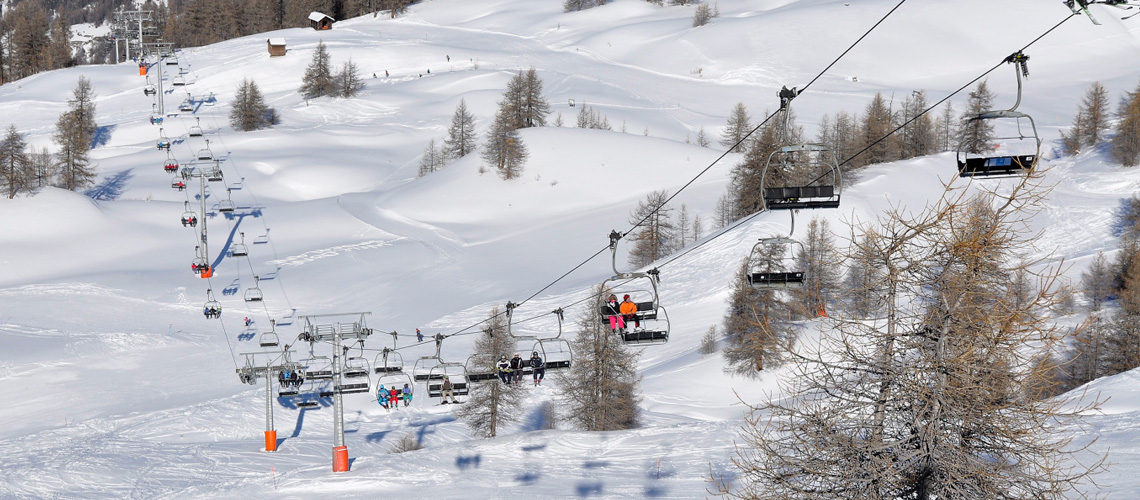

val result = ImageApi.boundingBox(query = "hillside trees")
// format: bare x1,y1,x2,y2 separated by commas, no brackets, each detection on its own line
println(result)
1110,80,1140,167
627,190,677,269
1,125,33,199
790,217,840,318
229,78,279,131
54,77,97,191
722,257,797,375
455,307,524,438
1061,82,1111,156
896,90,935,160
418,139,445,177
723,177,1104,499
728,109,799,219
559,285,641,431
482,68,547,179
334,59,365,98
564,0,606,11
854,92,896,167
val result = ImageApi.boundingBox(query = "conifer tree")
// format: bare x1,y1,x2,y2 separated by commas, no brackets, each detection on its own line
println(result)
933,100,957,153
729,110,797,217
229,78,277,131
54,77,97,191
855,92,896,167
897,90,934,160
1081,251,1113,312
958,80,997,155
47,15,72,70
722,257,796,375
720,102,752,153
334,59,365,97
482,105,529,180
1,125,32,199
417,139,444,177
1110,80,1140,167
455,307,524,438
627,190,676,269
843,232,886,319
791,218,840,318
299,40,335,99
443,99,477,161
559,285,641,431
520,68,551,128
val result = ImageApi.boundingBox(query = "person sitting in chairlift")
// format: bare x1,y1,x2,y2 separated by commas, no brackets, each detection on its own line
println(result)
606,294,624,333
619,294,640,331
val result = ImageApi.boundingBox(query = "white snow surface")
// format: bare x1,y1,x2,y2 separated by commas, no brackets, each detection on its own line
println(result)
1,0,1139,497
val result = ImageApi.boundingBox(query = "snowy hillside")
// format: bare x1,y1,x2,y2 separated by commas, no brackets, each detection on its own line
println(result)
1,0,1139,497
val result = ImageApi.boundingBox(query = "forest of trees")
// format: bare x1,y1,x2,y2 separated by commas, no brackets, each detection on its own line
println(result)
721,174,1105,498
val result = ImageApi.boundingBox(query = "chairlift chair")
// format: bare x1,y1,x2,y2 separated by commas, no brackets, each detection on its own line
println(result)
203,161,224,182
258,319,279,347
203,289,221,319
179,99,193,113
144,84,156,96
171,179,186,191
426,362,469,398
532,308,572,370
181,201,198,227
197,141,214,161
759,86,842,211
217,189,236,214
337,358,371,394
302,355,334,380
343,356,371,378
171,75,186,87
747,237,806,290
163,158,179,173
464,353,499,383
156,129,171,150
166,56,179,66
375,370,414,402
956,52,1040,179
599,231,671,346
253,230,270,245
373,348,405,374
188,117,204,137
230,232,249,257
244,276,264,302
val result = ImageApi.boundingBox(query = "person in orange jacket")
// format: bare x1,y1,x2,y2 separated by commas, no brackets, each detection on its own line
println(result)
619,294,639,331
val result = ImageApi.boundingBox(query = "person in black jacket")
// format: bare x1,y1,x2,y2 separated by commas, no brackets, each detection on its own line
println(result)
509,353,525,384
530,352,545,386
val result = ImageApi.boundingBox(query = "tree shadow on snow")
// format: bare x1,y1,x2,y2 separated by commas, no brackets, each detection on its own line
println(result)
575,482,603,497
92,124,115,148
454,454,481,470
365,430,392,444
84,168,133,201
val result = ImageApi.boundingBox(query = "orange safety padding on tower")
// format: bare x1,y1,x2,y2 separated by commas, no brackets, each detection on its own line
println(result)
201,268,213,278
139,65,147,76
332,446,349,472
265,430,277,452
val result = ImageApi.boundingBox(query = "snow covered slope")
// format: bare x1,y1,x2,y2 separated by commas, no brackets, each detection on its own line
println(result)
1,0,1139,497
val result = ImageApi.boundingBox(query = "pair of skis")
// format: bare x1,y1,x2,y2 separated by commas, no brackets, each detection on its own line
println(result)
1066,0,1140,25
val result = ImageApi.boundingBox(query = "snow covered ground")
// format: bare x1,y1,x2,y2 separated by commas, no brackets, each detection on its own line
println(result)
1,0,1139,497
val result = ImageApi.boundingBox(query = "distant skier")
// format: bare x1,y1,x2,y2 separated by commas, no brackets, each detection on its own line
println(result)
530,352,545,386
417,328,424,342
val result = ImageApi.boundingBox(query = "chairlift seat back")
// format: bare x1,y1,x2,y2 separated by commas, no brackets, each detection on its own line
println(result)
622,330,669,345
764,185,839,210
749,271,805,288
958,155,1034,178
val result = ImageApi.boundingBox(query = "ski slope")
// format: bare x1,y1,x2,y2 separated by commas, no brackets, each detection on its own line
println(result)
1,0,1140,497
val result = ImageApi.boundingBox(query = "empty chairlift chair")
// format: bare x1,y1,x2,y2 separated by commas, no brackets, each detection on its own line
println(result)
259,319,280,347
217,188,237,214
760,86,842,212
179,98,193,113
533,308,572,370
203,161,224,182
230,232,249,257
171,75,186,87
747,237,805,290
244,276,264,302
338,356,371,394
188,117,204,137
956,52,1040,179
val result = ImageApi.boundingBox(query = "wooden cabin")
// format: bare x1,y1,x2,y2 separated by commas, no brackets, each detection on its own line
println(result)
267,38,286,57
308,12,334,30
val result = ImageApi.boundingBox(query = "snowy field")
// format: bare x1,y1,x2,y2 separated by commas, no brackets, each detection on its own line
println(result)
1,0,1140,497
